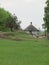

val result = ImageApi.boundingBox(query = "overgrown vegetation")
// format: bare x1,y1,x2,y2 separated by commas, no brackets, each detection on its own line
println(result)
0,31,33,41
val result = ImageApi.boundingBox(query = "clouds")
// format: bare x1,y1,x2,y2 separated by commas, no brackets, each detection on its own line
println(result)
0,0,46,29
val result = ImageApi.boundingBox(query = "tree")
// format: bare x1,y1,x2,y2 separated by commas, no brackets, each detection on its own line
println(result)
6,14,17,31
15,20,21,30
42,23,47,36
6,14,21,31
0,8,21,31
0,8,11,31
43,0,49,39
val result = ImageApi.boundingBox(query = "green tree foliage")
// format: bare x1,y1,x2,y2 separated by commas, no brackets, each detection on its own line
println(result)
6,14,21,31
6,14,17,31
43,0,49,33
0,8,11,31
0,8,21,31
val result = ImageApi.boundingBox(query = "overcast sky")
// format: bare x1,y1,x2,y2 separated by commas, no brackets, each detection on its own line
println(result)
0,0,46,30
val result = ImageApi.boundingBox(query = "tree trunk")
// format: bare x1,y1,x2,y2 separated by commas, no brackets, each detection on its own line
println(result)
10,28,13,32
47,33,49,40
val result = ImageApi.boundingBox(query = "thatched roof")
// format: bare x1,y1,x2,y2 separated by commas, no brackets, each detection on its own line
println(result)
25,22,39,31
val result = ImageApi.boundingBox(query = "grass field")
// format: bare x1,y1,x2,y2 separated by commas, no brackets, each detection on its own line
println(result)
0,38,49,65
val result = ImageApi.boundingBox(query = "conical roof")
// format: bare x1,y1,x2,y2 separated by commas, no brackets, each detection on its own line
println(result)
25,22,39,31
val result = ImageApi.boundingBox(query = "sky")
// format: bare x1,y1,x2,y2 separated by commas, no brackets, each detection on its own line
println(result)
0,0,46,30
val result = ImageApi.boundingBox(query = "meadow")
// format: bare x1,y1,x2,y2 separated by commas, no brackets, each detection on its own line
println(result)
0,32,49,65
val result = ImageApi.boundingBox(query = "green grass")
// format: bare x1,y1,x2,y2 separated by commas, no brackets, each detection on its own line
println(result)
10,31,33,39
0,38,49,65
0,31,33,40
